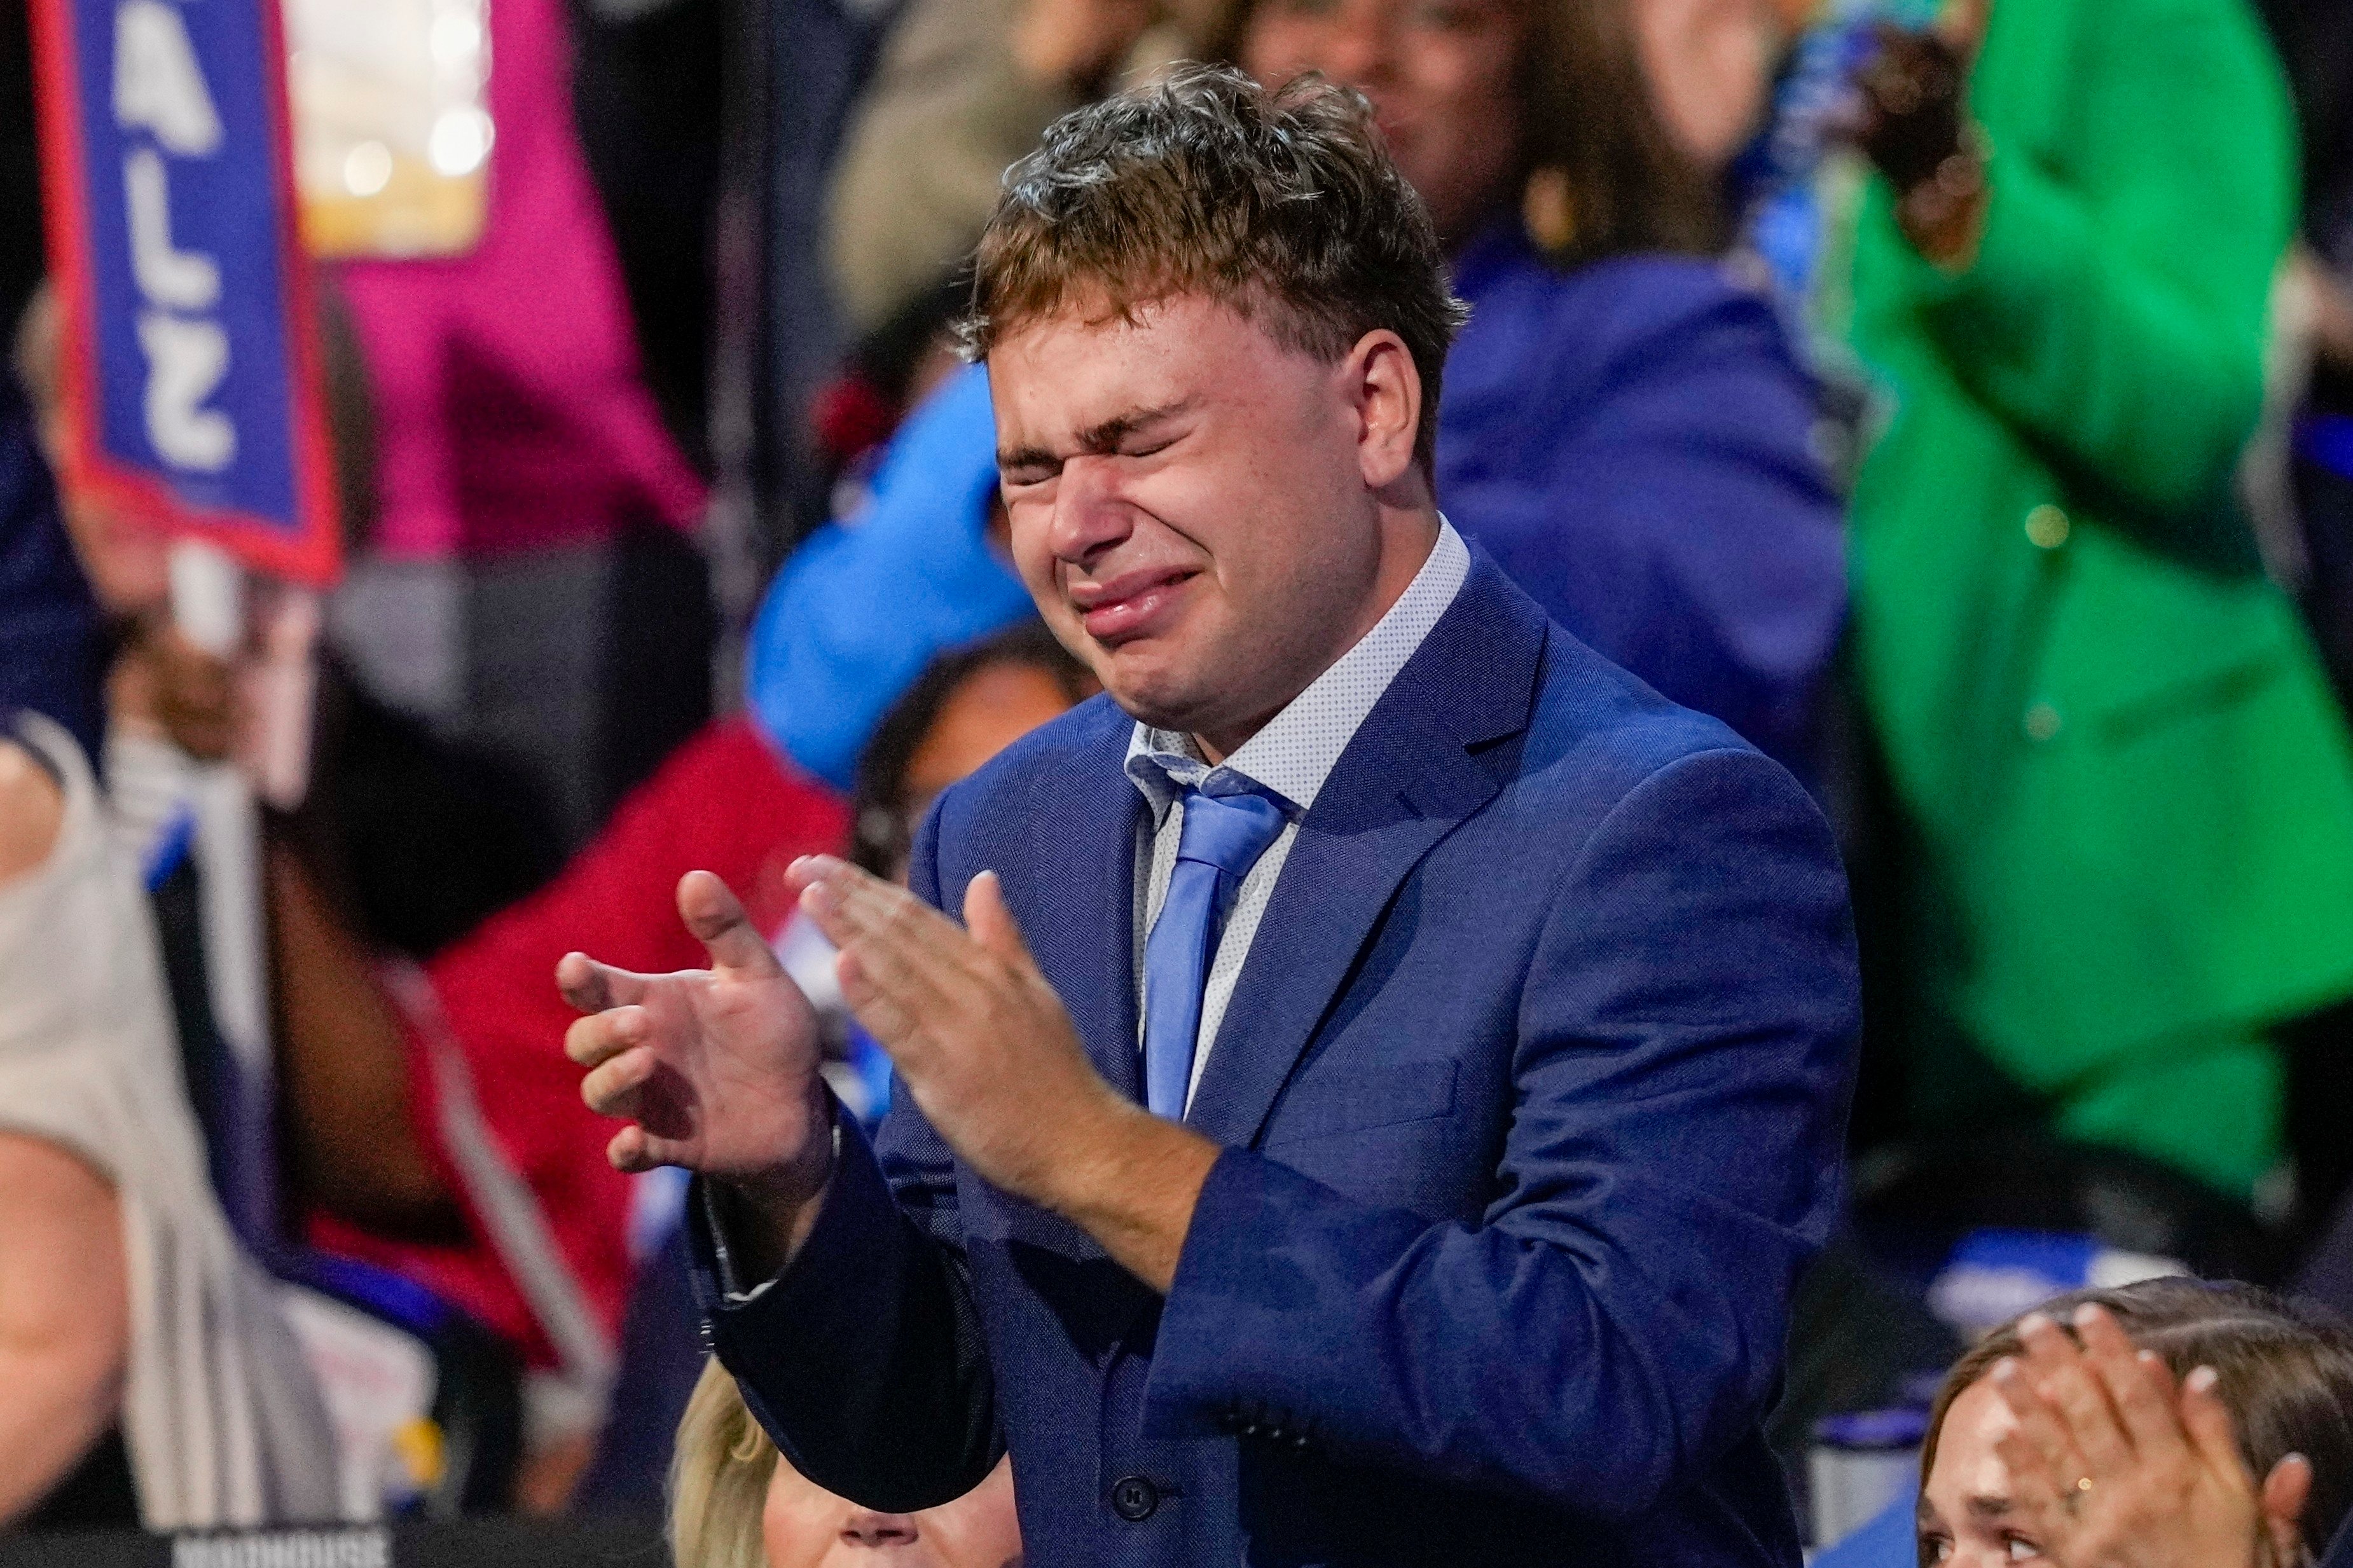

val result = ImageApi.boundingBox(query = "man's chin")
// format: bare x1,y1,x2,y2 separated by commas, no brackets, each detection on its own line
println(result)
1096,663,1214,738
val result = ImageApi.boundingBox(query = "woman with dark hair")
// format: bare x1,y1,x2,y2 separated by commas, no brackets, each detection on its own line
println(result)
846,622,1093,881
1917,1279,2353,1568
1189,0,1848,778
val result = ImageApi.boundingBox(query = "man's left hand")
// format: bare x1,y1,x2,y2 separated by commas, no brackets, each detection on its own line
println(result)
789,855,1218,1291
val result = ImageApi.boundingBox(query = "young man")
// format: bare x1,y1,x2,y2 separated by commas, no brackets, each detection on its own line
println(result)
756,0,1845,794
563,66,1858,1565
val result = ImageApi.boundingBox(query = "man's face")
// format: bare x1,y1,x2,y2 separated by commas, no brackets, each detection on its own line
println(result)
990,294,1397,754
1242,0,1528,248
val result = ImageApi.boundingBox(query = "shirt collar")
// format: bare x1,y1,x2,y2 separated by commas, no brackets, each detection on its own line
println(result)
1124,519,1471,824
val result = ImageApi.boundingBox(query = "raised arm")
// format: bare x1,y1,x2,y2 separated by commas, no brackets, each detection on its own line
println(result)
1889,0,2295,523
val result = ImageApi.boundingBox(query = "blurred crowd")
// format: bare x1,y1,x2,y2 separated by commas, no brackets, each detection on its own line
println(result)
7,0,2353,1557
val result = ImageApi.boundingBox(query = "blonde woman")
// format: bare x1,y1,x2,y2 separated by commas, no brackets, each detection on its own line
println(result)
671,1360,1021,1568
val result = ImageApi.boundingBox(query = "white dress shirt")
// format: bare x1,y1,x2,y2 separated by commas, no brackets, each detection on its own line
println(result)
1124,519,1470,1111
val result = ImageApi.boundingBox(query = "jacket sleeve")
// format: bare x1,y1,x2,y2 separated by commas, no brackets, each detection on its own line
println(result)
824,0,1079,333
1893,0,2294,518
1141,747,1859,1516
688,794,1002,1512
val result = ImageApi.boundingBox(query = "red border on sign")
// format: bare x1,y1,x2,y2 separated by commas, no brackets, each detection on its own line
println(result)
28,0,343,588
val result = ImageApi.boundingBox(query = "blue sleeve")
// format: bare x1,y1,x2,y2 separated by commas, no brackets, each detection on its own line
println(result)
0,382,106,761
743,362,1037,791
687,791,1001,1511
1142,748,1859,1516
1447,279,1847,781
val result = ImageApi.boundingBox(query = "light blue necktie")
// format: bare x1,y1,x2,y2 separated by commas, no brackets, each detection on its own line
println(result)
1142,783,1289,1120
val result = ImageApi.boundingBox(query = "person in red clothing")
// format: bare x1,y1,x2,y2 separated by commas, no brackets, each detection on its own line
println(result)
295,624,1092,1506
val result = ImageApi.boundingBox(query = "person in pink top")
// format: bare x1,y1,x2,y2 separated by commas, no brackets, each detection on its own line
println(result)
338,0,703,561
335,0,714,844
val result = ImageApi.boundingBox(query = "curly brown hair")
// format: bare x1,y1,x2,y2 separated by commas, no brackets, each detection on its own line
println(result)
958,62,1467,472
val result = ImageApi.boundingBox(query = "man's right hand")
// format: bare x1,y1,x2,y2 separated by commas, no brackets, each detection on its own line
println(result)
559,870,834,1249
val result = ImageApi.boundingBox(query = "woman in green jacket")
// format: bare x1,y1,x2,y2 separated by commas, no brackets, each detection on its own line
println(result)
1833,0,2353,1199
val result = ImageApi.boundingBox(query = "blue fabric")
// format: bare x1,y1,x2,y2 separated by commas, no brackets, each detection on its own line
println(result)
1811,1481,1918,1568
692,552,1861,1565
0,377,106,762
743,361,1033,791
2303,412,2353,484
1437,224,1847,781
2328,1499,2353,1568
1140,784,1289,1119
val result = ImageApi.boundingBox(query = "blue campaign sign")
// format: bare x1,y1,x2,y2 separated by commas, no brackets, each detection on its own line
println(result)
31,0,340,584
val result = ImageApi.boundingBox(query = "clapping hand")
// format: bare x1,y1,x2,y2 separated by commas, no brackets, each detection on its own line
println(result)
786,855,1132,1202
1986,1304,2313,1568
787,855,1215,1292
559,872,835,1223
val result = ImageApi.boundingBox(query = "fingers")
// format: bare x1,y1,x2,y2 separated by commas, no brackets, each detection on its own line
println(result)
2074,1305,2190,1466
965,870,1034,966
605,1123,678,1176
2017,1311,2134,1478
834,946,925,1052
1990,1351,2089,1494
678,870,785,980
1988,1373,2077,1543
563,999,650,1072
2261,1453,2314,1560
2179,1365,2251,1482
556,951,647,1015
797,855,967,971
578,1038,659,1115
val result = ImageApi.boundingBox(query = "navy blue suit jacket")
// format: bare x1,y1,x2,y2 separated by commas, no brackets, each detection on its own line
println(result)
693,555,1860,1566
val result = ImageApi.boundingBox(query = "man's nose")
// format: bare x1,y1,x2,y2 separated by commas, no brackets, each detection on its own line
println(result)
1047,455,1135,563
839,1510,921,1547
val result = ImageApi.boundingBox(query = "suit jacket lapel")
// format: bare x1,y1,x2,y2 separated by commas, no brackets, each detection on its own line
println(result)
1016,705,1146,1102
1185,556,1548,1149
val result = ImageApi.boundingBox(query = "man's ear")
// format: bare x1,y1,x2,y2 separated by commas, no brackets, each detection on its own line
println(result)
1345,329,1423,492
2260,1454,2313,1567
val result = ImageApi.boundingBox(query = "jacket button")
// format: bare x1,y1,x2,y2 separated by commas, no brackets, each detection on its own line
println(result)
2023,701,2063,742
2025,504,2071,550
1109,1475,1159,1522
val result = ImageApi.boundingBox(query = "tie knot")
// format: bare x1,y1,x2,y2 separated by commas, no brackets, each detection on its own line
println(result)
1175,786,1288,878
